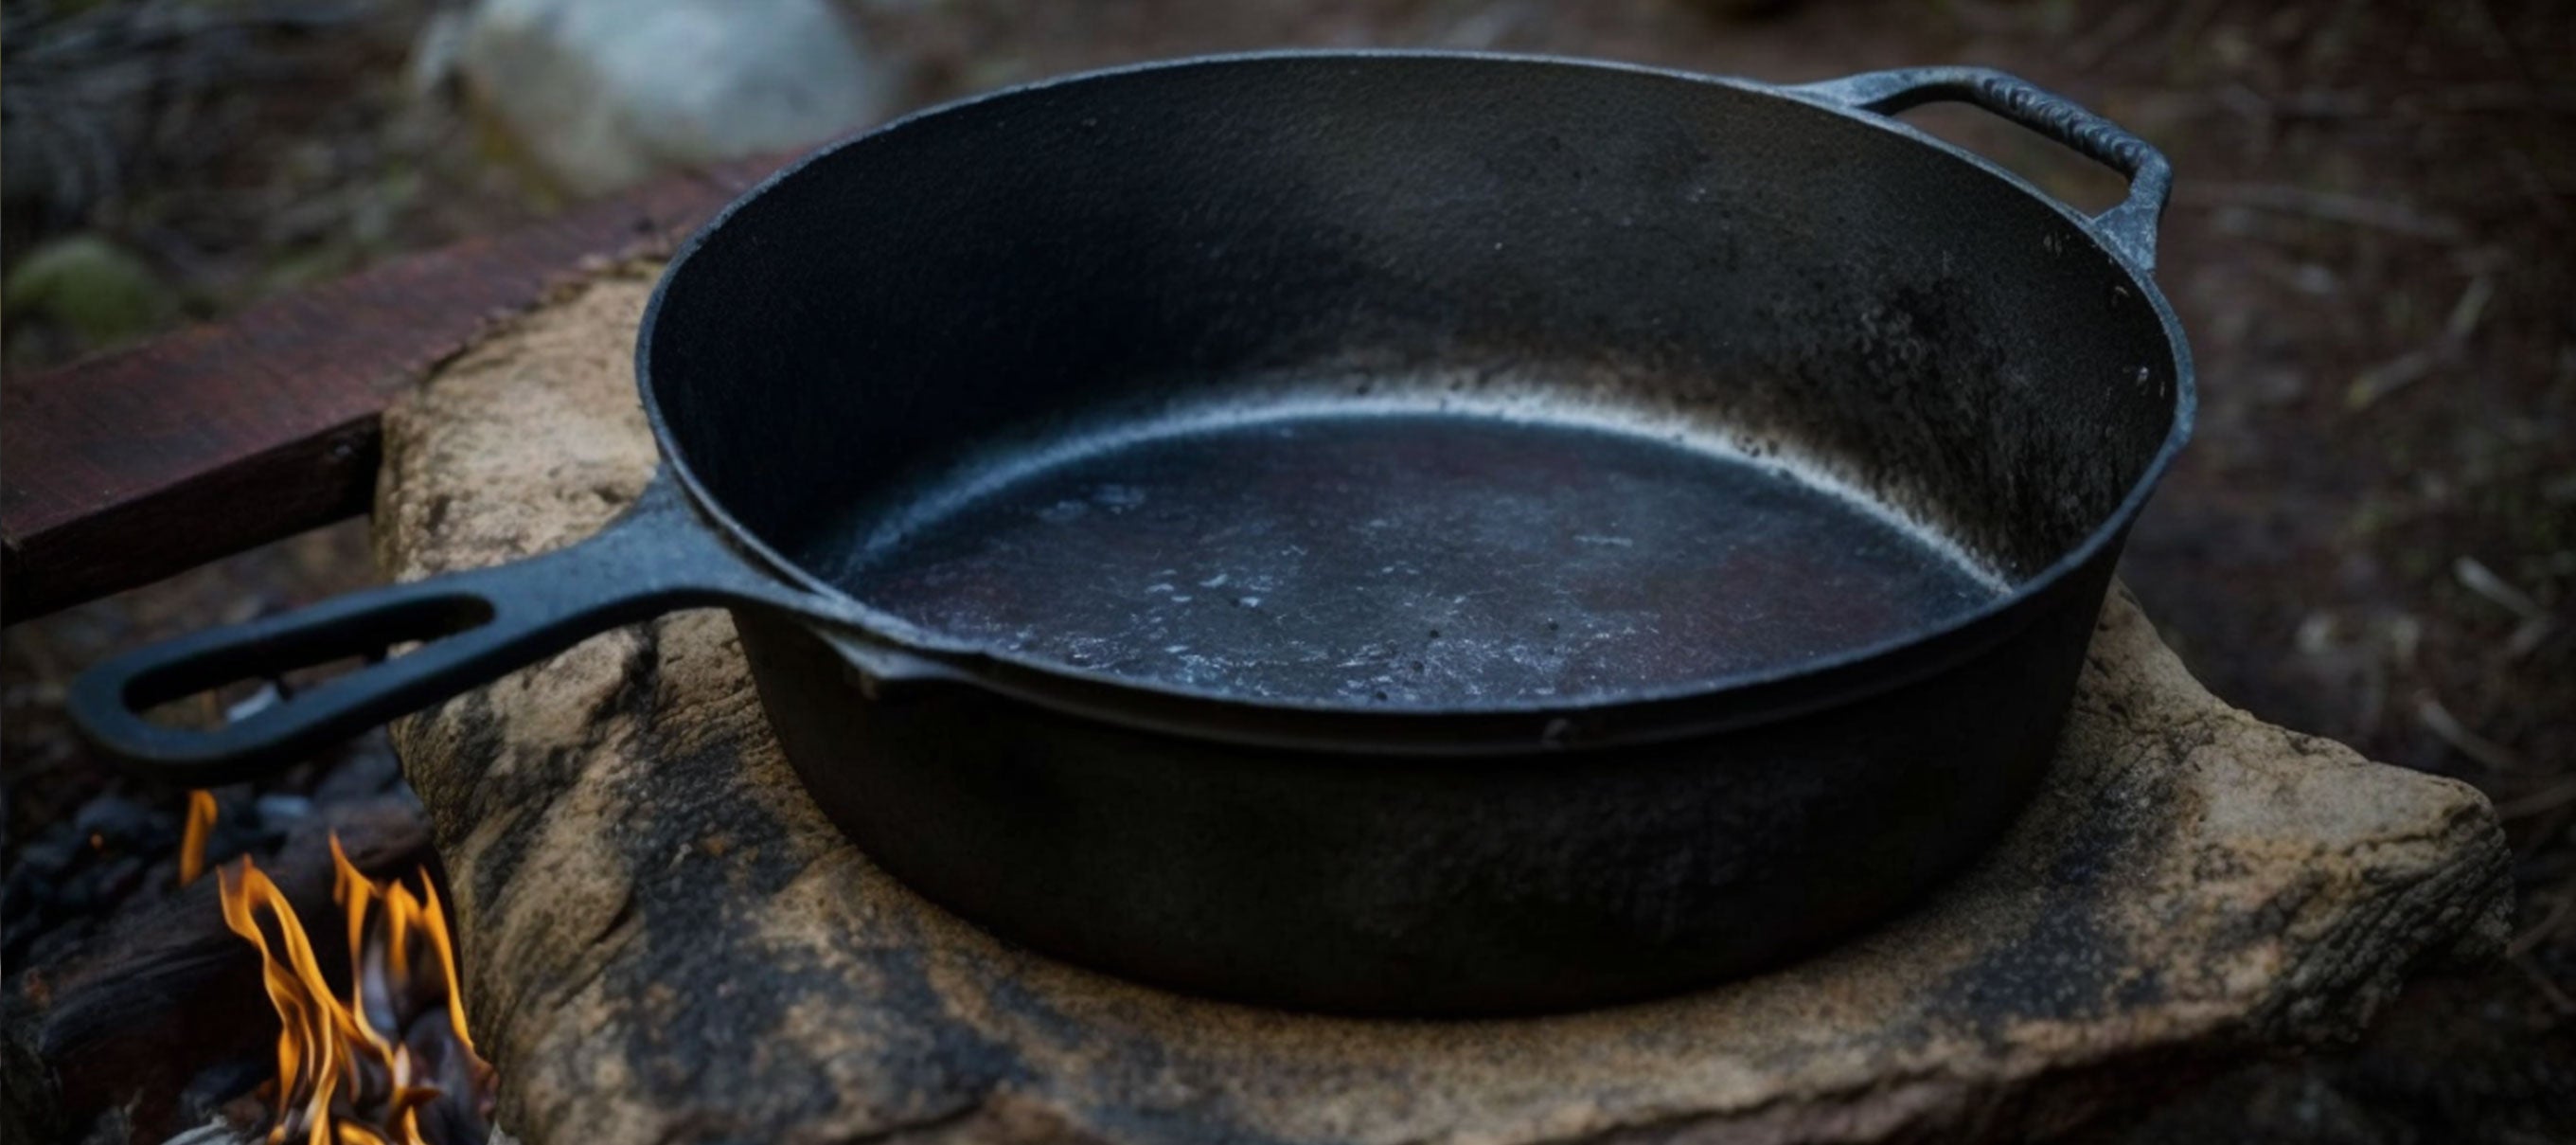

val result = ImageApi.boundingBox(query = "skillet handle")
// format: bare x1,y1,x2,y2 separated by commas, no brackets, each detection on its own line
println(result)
67,478,785,785
1788,66,2172,272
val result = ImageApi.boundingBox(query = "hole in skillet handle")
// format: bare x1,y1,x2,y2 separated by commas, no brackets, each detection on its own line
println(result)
64,478,791,787
125,595,497,732
1786,65,2172,272
1888,102,2129,216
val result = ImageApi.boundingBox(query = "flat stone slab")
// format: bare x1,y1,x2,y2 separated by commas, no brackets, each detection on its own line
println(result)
378,270,2511,1145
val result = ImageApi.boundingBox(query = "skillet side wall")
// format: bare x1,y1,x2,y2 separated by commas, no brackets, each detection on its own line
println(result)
731,550,2115,1015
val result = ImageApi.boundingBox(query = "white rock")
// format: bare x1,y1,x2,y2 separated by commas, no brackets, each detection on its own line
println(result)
456,0,894,196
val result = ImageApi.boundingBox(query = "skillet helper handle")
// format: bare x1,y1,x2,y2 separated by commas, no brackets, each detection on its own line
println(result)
1789,66,2172,272
68,479,778,785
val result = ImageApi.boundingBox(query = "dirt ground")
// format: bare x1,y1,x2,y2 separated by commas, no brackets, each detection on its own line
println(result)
5,0,2571,1140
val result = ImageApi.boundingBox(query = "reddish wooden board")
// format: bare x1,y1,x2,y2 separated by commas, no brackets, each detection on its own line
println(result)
0,157,785,623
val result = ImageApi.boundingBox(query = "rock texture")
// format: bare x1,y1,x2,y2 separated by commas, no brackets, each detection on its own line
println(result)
376,270,2512,1145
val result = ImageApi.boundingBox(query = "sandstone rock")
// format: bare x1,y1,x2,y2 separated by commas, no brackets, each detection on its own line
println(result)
376,269,2511,1145
453,0,894,197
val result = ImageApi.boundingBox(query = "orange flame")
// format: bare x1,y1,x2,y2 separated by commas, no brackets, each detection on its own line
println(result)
180,790,218,886
217,836,492,1145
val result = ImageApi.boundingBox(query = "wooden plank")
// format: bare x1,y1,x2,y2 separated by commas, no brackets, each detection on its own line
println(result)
0,156,786,624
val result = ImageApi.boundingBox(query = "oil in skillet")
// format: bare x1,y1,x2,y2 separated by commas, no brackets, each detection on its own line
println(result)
837,411,2002,706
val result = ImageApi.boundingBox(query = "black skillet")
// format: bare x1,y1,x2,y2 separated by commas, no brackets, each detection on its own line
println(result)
71,53,2193,1015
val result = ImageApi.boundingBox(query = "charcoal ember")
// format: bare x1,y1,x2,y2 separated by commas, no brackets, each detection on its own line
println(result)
173,1055,269,1129
4,789,228,967
6,825,102,968
72,796,171,851
1,833,80,961
251,794,312,828
309,733,404,803
203,796,278,868
51,863,101,915
89,855,149,909
7,832,77,880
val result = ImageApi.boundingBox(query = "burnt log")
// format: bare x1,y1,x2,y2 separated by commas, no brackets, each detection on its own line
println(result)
376,270,2513,1144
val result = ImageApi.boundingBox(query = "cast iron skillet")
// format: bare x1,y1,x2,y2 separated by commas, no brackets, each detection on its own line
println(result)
72,53,2194,1016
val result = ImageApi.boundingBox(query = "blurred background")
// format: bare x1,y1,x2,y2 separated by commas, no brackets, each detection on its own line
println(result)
4,0,2571,1140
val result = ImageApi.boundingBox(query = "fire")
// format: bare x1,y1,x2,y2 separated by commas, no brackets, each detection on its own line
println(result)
217,837,494,1145
180,790,218,886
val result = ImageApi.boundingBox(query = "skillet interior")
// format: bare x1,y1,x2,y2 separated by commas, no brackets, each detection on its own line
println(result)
823,391,2004,706
642,54,2181,707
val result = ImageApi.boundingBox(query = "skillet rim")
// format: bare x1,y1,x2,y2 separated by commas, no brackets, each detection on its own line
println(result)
632,48,2196,744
